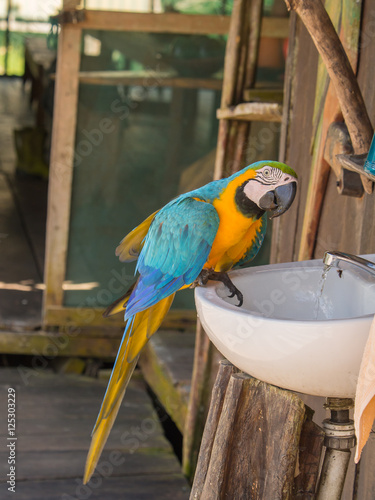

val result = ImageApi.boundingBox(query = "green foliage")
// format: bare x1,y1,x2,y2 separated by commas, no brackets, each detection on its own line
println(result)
0,31,47,76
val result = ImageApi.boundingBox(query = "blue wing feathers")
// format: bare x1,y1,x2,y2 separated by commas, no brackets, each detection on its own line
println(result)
125,197,219,319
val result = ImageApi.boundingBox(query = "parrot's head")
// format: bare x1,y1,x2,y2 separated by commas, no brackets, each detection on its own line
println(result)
235,161,298,219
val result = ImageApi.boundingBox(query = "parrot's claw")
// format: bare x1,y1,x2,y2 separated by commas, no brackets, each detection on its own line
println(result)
226,285,243,307
196,269,244,307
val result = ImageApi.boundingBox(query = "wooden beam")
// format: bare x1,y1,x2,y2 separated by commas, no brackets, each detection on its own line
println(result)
0,329,121,358
243,88,284,103
76,70,223,90
0,327,194,360
43,306,197,330
63,10,289,38
71,10,231,34
217,102,283,122
43,26,81,315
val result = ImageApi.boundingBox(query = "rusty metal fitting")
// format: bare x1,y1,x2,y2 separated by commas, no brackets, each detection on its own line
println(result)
322,419,356,450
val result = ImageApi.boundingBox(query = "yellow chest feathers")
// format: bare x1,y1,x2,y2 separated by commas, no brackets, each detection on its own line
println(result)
204,174,263,271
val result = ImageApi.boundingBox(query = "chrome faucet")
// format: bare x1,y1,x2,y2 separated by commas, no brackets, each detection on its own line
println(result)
323,251,375,277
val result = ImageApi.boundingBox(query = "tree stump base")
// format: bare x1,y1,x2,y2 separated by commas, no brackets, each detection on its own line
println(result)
191,360,324,499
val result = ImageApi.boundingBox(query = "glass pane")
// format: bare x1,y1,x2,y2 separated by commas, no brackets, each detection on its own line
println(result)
64,30,223,309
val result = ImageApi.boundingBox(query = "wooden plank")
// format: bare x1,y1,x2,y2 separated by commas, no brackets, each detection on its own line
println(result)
77,71,223,90
270,18,319,264
0,448,183,481
270,13,298,265
0,329,121,358
43,306,197,329
0,322,195,358
0,368,189,498
74,11,231,34
6,475,189,500
217,102,283,122
43,26,82,315
138,330,195,433
243,88,284,103
65,10,289,38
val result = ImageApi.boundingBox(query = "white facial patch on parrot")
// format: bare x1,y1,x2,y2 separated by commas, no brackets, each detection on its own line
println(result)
243,166,296,207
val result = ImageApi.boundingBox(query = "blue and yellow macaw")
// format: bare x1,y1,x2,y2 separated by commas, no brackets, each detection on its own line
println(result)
84,160,297,483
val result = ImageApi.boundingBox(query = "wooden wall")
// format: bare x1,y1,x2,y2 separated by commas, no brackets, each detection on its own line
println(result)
272,1,375,264
271,3,375,497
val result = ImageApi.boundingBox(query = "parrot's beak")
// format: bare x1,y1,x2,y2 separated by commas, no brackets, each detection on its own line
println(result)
259,181,297,219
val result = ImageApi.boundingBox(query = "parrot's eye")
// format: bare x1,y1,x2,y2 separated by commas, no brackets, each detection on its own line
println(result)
263,168,271,177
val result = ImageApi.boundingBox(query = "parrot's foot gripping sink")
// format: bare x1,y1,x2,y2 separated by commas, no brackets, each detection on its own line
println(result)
195,253,375,398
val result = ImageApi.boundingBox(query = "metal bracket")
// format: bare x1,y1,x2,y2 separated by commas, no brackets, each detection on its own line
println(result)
323,122,364,197
50,8,86,26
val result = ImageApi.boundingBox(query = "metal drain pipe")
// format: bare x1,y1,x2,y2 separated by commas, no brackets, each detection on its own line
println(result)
316,398,356,500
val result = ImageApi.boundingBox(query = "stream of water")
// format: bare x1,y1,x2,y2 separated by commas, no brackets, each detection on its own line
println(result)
313,264,332,320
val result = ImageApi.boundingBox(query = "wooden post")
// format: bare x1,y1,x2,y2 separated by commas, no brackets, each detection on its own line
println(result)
190,360,238,498
191,373,306,500
182,322,217,479
43,21,82,317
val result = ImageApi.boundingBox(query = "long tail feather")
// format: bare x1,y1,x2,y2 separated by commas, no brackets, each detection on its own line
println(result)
83,293,175,484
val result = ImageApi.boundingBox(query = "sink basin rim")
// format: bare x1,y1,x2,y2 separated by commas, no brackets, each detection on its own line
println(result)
196,262,375,324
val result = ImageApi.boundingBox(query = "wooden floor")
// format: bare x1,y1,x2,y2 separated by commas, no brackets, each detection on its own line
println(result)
0,367,189,499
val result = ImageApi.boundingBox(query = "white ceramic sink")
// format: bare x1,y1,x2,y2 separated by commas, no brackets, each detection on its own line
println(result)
195,255,375,398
